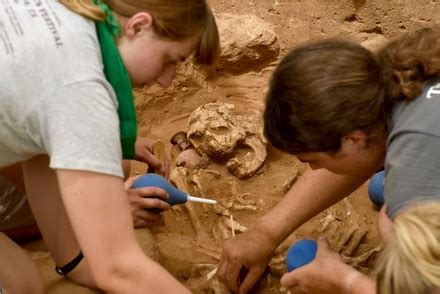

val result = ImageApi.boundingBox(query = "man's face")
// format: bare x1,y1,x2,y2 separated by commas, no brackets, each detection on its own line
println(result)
295,131,386,178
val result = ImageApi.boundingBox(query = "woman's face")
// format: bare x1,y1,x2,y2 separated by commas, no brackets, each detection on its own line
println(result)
117,12,199,88
295,130,387,178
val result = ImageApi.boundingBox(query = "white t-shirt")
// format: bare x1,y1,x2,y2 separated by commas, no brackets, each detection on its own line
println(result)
0,0,123,177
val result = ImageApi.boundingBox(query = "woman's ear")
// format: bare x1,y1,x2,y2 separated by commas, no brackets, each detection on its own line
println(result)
123,12,153,37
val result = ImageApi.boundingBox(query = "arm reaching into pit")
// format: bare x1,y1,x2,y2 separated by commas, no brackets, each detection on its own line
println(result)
55,169,188,293
22,155,188,293
217,168,368,293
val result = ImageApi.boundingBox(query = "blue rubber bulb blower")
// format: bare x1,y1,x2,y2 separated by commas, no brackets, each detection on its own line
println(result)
368,170,385,208
131,173,217,206
286,239,318,272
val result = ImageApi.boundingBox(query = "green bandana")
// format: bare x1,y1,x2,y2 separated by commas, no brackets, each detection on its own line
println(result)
93,0,137,159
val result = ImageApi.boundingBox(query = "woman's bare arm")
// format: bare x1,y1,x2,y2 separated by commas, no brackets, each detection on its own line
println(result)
23,155,188,293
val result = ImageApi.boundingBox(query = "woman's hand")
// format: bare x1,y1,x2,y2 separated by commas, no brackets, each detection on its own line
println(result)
134,137,170,177
280,237,365,294
124,176,171,228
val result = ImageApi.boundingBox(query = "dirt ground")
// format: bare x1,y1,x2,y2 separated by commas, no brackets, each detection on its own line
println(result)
23,0,439,293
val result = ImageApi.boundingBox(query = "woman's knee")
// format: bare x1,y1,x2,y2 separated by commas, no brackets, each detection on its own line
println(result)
0,233,45,294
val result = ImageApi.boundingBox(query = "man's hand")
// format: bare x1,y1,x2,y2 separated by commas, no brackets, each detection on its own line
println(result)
217,227,277,293
280,237,368,294
134,137,169,177
124,176,171,228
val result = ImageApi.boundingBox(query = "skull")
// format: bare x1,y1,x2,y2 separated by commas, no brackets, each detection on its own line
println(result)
187,102,245,157
187,102,267,178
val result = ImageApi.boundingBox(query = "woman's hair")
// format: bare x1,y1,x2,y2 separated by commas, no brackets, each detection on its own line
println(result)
59,0,220,66
375,201,440,294
264,26,440,154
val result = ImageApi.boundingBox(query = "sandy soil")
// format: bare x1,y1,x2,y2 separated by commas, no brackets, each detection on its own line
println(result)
23,1,439,293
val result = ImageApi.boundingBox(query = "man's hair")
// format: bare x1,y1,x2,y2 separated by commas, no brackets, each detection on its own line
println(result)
264,26,440,154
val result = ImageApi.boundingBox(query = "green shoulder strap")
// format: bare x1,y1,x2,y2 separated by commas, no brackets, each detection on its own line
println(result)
93,0,137,159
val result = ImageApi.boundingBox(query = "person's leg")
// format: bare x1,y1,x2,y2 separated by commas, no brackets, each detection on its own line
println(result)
0,173,39,241
2,223,40,242
22,155,95,287
0,232,45,294
0,163,25,193
1,159,131,240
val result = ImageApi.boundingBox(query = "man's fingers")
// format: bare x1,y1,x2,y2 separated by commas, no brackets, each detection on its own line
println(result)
145,153,163,173
140,198,170,211
134,218,163,228
280,270,300,289
216,253,229,282
136,187,169,200
162,157,170,178
239,266,265,294
316,237,330,256
128,187,170,210
134,218,160,228
224,258,241,292
218,245,242,292
124,175,142,189
134,219,148,228
134,209,162,222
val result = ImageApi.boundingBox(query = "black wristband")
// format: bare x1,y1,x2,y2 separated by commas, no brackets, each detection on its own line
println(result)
55,251,84,276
